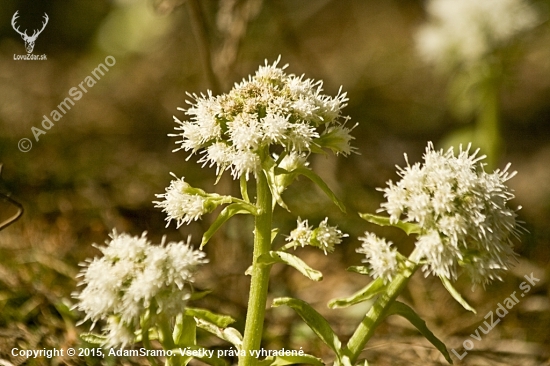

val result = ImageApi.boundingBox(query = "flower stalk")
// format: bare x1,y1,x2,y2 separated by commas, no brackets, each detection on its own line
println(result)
346,249,421,364
241,171,273,366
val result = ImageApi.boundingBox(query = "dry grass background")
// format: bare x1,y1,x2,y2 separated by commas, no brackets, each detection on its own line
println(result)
0,0,549,365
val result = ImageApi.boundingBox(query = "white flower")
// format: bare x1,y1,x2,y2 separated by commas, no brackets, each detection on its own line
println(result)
286,217,347,255
379,142,521,285
73,231,207,347
416,0,539,68
154,174,209,228
230,149,262,180
311,218,348,254
172,57,353,180
357,232,399,284
286,218,313,248
104,317,135,349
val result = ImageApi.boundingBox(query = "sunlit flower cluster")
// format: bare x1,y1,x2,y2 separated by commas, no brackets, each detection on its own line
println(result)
154,173,231,228
172,57,353,180
357,232,399,284
416,0,539,68
73,231,207,347
380,142,520,285
287,217,348,254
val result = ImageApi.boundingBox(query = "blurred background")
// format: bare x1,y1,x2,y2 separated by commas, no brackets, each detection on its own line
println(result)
0,0,549,365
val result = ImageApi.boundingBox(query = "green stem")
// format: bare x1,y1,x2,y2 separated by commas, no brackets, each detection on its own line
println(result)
158,314,181,366
346,249,421,364
240,171,273,366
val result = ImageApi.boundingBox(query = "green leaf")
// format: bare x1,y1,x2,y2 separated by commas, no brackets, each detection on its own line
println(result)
439,276,477,314
185,307,236,328
346,266,370,276
257,354,324,366
189,290,212,301
195,319,243,349
258,251,323,281
173,313,196,347
266,167,290,211
272,297,342,357
271,228,279,244
359,213,420,235
328,278,386,309
295,168,346,213
386,301,453,364
240,175,250,202
80,333,107,345
201,203,255,248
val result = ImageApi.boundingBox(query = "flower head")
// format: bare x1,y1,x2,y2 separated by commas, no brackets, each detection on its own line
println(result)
172,57,352,180
379,142,520,285
286,217,347,255
154,173,231,228
416,0,539,68
357,232,399,284
73,230,207,347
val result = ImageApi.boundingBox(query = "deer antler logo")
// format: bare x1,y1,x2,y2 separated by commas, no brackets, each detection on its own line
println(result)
11,11,49,54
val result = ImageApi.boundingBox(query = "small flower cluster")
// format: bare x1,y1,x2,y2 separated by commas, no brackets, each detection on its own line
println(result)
379,142,520,285
73,231,207,347
357,233,399,284
154,173,231,228
172,57,353,180
416,0,539,68
286,218,348,254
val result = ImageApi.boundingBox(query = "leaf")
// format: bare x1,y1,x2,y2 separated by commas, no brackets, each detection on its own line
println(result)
80,333,107,345
201,203,255,248
328,278,386,309
195,319,243,349
359,213,420,235
258,251,323,281
189,290,212,301
386,301,453,364
294,168,346,213
185,307,236,328
173,313,196,347
439,276,477,314
266,167,290,211
271,228,279,244
346,266,370,276
240,175,250,202
272,297,342,357
257,354,324,366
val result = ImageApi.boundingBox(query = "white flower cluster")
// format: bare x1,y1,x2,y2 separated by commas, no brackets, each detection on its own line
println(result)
73,231,207,347
286,217,348,254
416,0,539,67
380,142,520,285
172,57,352,180
154,173,232,228
357,233,399,284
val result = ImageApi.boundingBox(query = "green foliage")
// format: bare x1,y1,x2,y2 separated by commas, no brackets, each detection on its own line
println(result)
385,301,453,364
272,297,347,363
359,213,420,235
258,251,323,281
439,276,477,314
328,278,386,309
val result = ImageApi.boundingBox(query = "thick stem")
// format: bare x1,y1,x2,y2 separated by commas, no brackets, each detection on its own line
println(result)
240,171,273,366
158,314,181,366
346,249,421,364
